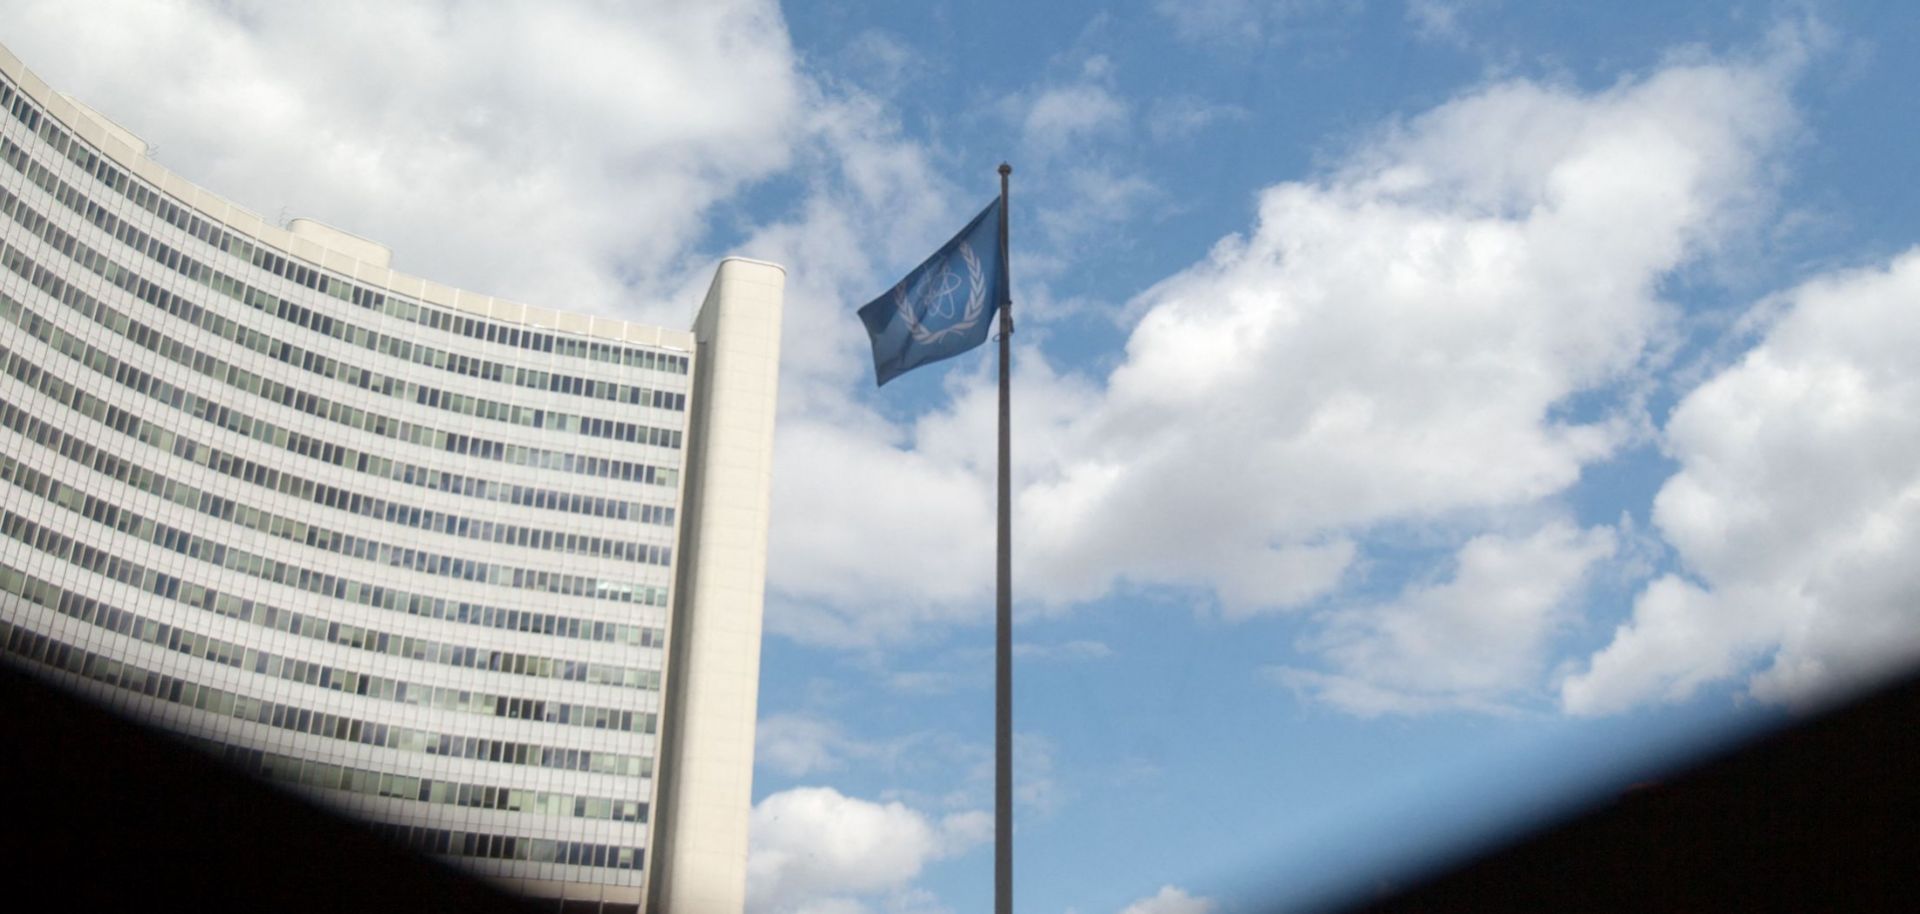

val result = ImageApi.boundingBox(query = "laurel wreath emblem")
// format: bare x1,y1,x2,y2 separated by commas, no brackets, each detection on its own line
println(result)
893,241,987,344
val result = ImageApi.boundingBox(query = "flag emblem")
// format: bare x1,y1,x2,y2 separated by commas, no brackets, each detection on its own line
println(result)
858,198,1007,385
894,239,986,343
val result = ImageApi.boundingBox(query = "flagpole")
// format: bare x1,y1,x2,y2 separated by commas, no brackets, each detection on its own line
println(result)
994,161,1014,914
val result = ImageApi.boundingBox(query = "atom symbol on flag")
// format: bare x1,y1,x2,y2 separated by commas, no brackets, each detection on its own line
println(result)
892,241,987,345
913,260,968,321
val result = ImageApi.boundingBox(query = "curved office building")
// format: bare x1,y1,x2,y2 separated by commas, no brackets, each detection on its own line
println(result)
0,44,781,914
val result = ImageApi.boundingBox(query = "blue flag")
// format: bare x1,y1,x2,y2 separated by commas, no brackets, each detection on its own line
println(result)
859,198,1008,386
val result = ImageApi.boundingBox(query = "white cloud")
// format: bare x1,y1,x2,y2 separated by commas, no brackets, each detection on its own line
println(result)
1116,885,1217,914
1017,51,1800,618
1563,250,1920,714
3,0,803,323
1275,521,1617,715
1406,0,1487,48
1146,96,1248,143
757,714,862,779
1023,83,1129,157
1036,165,1159,252
747,787,987,914
766,44,1807,648
763,349,1103,646
996,53,1162,291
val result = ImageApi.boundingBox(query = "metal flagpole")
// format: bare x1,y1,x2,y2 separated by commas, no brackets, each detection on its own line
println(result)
994,161,1014,914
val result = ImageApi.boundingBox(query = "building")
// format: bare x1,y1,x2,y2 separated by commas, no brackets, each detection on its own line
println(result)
0,43,780,914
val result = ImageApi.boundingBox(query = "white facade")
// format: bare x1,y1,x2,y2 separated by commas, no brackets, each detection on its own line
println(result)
0,44,779,914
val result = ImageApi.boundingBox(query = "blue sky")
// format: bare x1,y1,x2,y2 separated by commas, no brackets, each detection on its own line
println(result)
8,2,1920,912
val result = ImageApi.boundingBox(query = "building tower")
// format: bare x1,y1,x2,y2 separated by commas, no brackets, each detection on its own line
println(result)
0,43,779,913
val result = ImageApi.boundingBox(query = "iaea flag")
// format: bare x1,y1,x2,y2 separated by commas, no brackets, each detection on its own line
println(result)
858,198,1008,386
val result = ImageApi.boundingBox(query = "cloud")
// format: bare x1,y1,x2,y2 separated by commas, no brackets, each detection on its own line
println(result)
764,42,1807,648
1036,165,1159,253
3,0,804,323
1405,0,1488,48
747,787,988,914
763,349,1103,646
1274,521,1617,715
1018,49,1800,618
757,714,865,779
1146,96,1249,143
1022,82,1129,158
1563,250,1920,714
1117,885,1217,914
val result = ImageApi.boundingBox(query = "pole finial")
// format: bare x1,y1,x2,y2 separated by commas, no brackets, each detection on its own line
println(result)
998,162,1012,177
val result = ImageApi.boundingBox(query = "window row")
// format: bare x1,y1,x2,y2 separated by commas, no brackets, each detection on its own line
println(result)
0,291,670,527
0,291,674,544
0,559,656,734
376,821,644,874
3,412,673,587
0,75,687,382
0,474,660,675
1,393,673,574
0,617,654,777
0,418,669,612
6,347,655,531
0,384,667,652
5,426,675,583
202,739,649,824
0,172,689,441
0,378,662,654
0,503,665,691
0,238,682,487
0,77,686,377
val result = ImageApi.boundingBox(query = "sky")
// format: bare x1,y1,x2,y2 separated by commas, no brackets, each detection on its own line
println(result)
5,1,1919,912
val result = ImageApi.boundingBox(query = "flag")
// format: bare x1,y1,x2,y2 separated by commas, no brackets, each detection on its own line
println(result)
858,198,1008,386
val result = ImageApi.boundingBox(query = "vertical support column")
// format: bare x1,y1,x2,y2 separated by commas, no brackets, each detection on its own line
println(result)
648,258,785,914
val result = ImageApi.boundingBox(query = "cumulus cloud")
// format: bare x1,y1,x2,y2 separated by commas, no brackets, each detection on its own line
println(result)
763,44,1806,648
1019,51,1799,618
763,349,1103,646
1116,885,1217,914
1563,251,1920,714
1274,521,1617,715
3,0,803,321
747,787,988,914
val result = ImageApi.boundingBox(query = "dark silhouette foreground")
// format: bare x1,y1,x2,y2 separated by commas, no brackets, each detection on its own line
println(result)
0,660,539,913
5,659,1916,913
1322,670,1920,913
